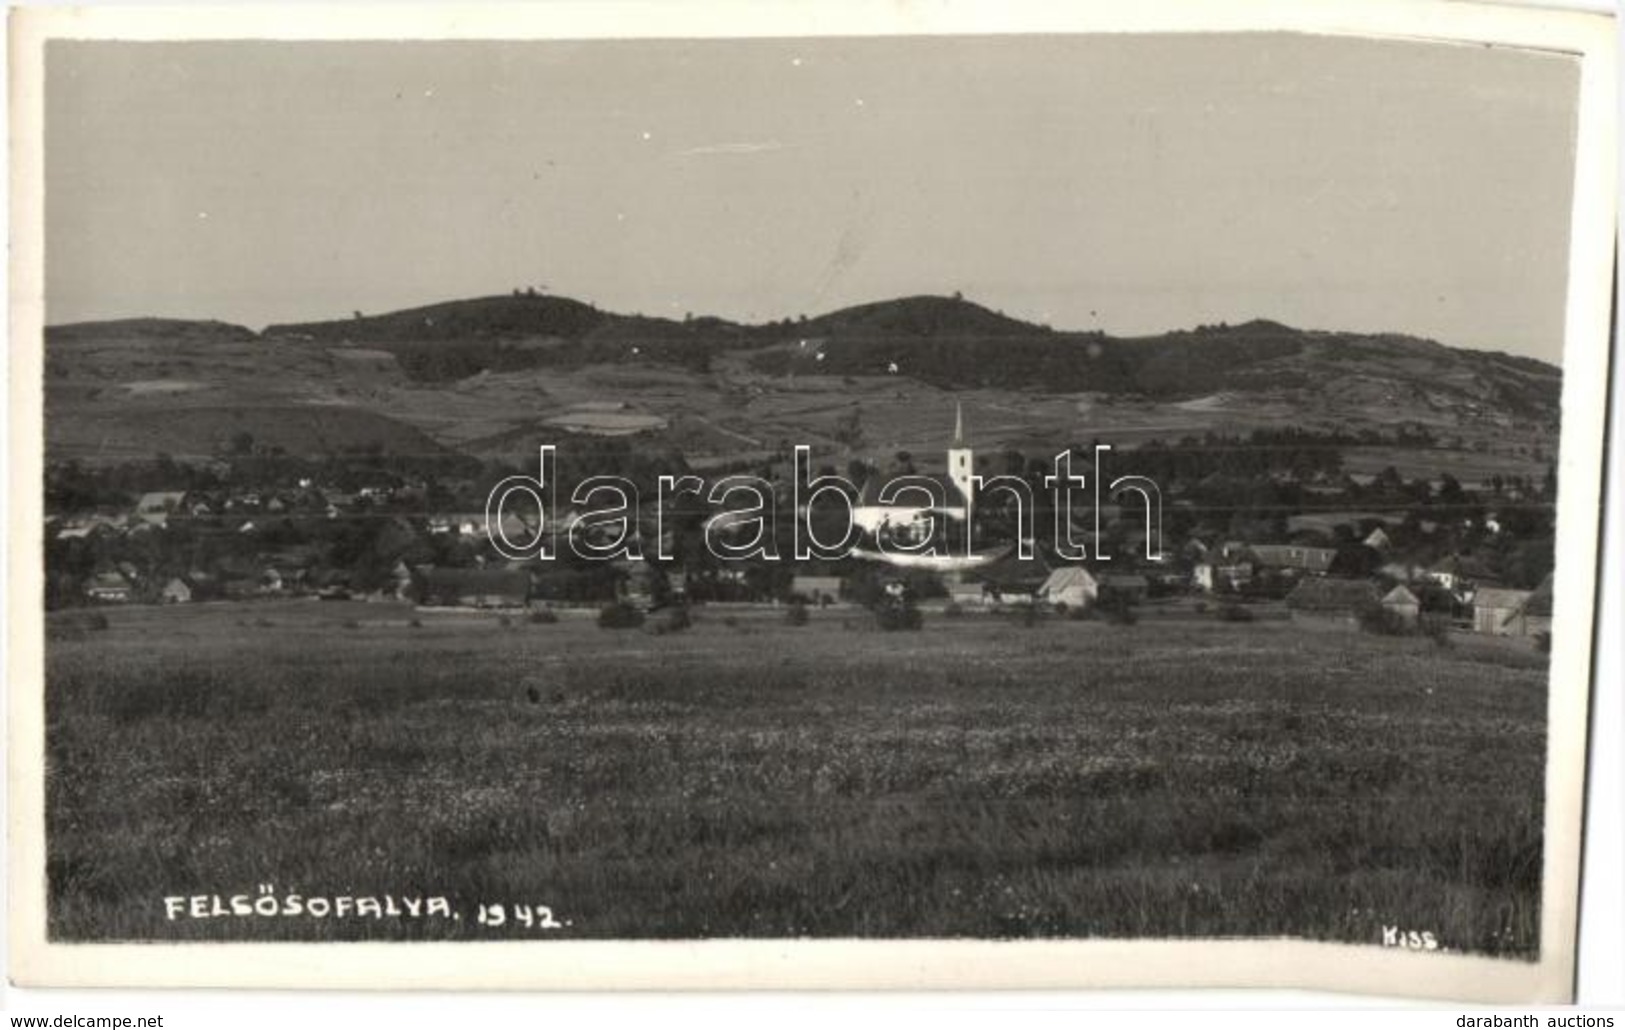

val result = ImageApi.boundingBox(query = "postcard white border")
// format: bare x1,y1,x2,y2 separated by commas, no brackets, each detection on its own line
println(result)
6,0,1617,1003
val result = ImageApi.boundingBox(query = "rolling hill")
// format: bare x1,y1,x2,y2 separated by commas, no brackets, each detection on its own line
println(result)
42,293,1562,467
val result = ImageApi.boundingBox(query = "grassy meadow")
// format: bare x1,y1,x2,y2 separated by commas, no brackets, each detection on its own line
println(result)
44,599,1548,956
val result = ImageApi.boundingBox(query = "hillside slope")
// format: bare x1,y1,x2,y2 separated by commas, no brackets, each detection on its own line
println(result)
43,295,1561,466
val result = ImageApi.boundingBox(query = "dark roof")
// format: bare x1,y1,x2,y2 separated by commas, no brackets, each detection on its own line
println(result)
1381,585,1420,606
1521,572,1554,618
1286,578,1380,612
973,549,1054,588
1474,587,1531,612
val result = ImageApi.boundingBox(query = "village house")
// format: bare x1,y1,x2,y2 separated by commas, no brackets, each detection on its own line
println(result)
1193,559,1253,593
1246,544,1337,576
160,577,193,604
1038,565,1098,609
1380,584,1421,626
1427,553,1493,594
84,570,133,603
790,574,844,605
133,490,187,527
1501,574,1554,639
1473,586,1533,636
55,521,98,541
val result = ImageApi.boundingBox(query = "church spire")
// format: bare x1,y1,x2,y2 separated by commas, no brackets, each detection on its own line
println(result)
954,401,964,446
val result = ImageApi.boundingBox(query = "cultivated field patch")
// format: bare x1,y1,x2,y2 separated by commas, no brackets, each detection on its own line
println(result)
45,601,1546,954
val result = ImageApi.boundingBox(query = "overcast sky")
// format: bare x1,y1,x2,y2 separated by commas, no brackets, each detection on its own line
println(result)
45,33,1579,363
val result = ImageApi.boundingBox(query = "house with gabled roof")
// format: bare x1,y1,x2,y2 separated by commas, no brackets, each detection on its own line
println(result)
1502,573,1553,638
85,570,133,603
133,491,187,527
1472,587,1532,636
1039,566,1098,609
1427,553,1494,594
1381,584,1420,625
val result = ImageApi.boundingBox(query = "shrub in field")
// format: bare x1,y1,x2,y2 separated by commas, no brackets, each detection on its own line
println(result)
341,619,362,630
1420,613,1453,649
785,600,810,627
1218,603,1254,623
528,608,559,625
1066,603,1094,621
597,602,646,630
408,618,423,629
1534,630,1551,654
645,606,693,635
1097,593,1139,626
875,601,923,631
943,601,965,619
1100,600,1139,626
1012,603,1041,628
723,615,740,629
1357,603,1411,637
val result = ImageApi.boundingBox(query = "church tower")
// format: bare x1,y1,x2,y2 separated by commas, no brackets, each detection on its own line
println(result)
947,401,974,521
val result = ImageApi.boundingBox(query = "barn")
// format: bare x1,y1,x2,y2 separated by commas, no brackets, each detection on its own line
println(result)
1504,573,1554,638
1472,587,1532,636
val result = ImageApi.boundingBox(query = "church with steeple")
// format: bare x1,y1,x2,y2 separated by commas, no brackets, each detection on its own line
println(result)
947,401,975,524
852,403,976,539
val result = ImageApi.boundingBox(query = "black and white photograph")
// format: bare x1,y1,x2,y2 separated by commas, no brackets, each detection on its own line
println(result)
6,0,1617,1005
